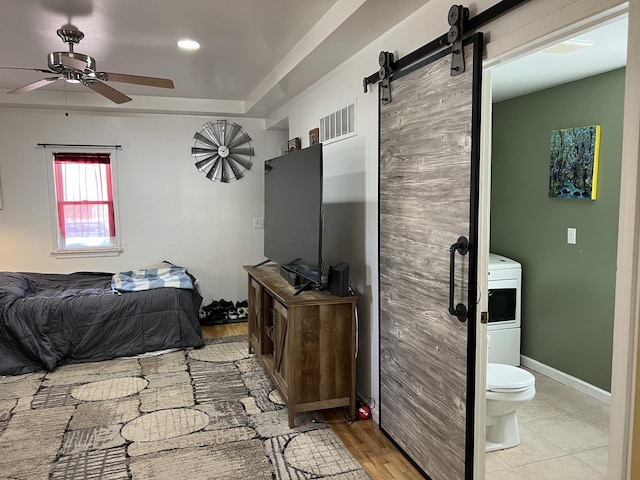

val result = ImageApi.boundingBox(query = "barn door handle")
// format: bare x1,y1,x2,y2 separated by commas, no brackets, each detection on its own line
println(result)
449,236,469,322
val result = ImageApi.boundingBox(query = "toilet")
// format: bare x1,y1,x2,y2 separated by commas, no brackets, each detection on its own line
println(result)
485,362,536,452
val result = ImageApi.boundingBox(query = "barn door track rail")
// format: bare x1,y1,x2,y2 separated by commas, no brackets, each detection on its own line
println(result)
363,0,530,104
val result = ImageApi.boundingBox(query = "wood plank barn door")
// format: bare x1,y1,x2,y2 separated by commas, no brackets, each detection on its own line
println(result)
379,33,482,479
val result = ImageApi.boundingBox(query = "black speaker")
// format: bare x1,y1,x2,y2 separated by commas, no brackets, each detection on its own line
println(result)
329,262,349,297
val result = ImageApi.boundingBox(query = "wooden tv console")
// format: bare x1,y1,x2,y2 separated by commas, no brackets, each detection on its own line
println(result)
244,264,357,427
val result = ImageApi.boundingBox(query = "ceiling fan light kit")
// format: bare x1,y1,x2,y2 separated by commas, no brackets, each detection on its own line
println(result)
4,23,175,104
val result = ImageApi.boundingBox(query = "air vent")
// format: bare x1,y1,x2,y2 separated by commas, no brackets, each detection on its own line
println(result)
320,100,356,144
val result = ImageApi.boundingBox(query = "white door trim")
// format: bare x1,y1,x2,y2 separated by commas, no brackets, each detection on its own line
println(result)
610,1,640,478
473,66,492,479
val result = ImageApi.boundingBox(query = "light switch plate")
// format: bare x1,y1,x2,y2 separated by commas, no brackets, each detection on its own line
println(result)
567,227,577,244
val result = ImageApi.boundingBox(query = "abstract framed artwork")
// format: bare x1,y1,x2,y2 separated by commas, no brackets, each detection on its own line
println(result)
549,125,601,200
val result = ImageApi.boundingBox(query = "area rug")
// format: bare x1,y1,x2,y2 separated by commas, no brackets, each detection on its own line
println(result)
0,335,371,480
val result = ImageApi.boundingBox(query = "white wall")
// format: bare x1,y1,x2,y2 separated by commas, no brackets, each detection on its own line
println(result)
0,107,287,305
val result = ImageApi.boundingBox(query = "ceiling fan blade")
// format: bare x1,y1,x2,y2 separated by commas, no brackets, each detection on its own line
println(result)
83,80,131,104
61,55,88,71
8,77,60,94
0,66,55,74
99,72,174,89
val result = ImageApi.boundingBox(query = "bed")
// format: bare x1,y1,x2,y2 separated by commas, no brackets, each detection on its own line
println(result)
0,267,204,376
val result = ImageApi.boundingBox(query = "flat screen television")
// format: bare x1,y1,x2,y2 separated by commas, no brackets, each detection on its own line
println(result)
263,143,323,286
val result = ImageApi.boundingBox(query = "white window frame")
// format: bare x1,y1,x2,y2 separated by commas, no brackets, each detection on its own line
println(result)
45,147,123,258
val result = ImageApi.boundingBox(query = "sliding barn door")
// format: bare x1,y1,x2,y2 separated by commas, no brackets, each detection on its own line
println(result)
379,34,482,479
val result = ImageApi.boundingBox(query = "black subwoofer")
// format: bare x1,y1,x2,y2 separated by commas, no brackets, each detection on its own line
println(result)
329,262,349,297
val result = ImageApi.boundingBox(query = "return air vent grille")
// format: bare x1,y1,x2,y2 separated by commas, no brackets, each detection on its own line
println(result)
320,100,356,144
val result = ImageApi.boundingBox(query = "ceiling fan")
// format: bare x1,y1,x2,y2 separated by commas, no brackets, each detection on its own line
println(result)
1,24,174,104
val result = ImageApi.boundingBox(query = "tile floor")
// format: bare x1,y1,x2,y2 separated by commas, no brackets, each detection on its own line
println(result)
485,368,610,480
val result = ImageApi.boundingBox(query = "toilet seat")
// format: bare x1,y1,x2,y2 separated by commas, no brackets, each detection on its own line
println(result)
487,363,535,393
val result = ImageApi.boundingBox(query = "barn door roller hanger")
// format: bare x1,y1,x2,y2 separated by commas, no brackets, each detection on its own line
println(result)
362,0,530,104
448,5,469,76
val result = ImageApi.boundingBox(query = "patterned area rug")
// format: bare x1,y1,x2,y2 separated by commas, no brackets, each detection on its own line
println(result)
0,335,370,480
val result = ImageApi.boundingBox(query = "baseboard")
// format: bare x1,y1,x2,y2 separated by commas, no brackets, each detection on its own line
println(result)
520,355,611,405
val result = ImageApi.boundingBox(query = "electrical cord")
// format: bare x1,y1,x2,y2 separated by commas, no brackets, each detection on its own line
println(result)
314,407,359,426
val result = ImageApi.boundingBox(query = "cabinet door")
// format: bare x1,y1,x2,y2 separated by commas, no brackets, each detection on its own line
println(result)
273,300,289,392
248,278,262,354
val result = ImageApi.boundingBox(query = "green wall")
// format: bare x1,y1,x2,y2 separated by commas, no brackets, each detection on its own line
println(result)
491,68,625,391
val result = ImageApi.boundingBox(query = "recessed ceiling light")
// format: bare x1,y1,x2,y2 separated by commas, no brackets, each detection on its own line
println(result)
542,40,593,55
177,39,200,51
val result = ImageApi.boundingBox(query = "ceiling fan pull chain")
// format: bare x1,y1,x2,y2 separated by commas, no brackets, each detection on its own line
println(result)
64,80,69,117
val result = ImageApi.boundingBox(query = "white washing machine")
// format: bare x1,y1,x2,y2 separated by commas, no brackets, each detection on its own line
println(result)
488,253,522,366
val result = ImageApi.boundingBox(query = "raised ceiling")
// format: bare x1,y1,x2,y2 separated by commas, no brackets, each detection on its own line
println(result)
0,0,432,116
0,1,629,117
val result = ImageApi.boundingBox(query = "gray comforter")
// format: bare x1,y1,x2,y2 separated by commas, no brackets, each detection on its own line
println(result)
0,271,203,376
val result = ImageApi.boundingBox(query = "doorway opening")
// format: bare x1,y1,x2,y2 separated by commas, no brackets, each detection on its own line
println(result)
483,14,627,478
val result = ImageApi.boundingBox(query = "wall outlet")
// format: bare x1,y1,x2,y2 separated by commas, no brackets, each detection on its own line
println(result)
567,227,577,244
253,218,264,229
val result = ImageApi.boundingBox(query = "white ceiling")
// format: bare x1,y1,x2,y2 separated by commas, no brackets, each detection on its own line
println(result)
0,0,432,116
491,14,628,102
0,1,629,116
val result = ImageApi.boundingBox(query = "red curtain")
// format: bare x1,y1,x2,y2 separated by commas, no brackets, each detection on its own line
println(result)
53,152,116,239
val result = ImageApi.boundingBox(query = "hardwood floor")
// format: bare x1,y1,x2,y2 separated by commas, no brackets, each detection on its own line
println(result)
200,321,248,338
323,409,426,479
201,321,424,479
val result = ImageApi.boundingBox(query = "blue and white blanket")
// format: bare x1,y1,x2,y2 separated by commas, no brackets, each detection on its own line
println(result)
111,266,194,292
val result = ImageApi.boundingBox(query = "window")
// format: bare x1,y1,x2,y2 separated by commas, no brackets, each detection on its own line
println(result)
51,152,120,254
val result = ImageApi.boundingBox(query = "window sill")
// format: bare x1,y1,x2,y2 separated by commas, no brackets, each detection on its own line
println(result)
51,247,123,259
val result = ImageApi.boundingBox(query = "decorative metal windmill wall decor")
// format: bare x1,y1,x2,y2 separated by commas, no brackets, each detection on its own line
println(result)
191,120,254,182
